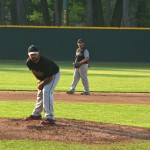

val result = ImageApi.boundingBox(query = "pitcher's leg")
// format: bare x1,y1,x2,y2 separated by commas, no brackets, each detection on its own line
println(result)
32,90,43,116
43,91,54,119
43,72,60,120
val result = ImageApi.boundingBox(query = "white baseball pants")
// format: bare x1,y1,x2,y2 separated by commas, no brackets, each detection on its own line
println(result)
32,71,60,119
70,64,89,92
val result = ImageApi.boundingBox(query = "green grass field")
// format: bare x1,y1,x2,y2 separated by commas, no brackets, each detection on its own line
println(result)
0,60,150,149
1,60,150,92
1,101,150,128
0,140,150,150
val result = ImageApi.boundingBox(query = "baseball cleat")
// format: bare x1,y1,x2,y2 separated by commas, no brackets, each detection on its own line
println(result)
81,92,90,95
40,118,55,125
24,115,42,121
66,90,75,94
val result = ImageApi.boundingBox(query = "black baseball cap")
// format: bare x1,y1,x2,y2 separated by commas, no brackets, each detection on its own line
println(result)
28,45,39,54
77,39,84,43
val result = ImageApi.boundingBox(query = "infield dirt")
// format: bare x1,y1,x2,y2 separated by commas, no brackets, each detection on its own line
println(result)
0,91,150,144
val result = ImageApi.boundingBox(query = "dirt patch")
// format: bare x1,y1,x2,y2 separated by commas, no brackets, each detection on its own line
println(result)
0,91,150,104
0,91,150,144
0,118,150,144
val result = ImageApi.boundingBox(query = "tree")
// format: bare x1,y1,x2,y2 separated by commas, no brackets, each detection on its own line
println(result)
17,0,26,25
69,0,86,26
111,0,123,27
25,0,43,25
62,0,68,26
8,0,17,25
92,0,104,26
0,0,5,24
87,0,93,26
105,0,111,26
40,0,51,25
122,0,131,26
1,0,149,27
54,0,63,26
136,0,150,27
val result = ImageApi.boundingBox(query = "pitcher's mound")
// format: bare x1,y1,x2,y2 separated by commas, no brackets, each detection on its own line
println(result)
0,118,149,144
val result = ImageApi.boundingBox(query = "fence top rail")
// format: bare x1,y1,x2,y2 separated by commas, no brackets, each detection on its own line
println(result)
0,25,150,31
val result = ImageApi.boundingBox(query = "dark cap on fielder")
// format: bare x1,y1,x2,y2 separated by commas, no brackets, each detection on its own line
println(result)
77,39,84,43
28,45,39,55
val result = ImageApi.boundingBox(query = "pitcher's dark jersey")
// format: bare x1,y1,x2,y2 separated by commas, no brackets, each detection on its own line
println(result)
26,55,59,81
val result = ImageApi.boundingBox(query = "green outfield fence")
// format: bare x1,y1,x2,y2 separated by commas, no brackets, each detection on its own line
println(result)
0,25,150,62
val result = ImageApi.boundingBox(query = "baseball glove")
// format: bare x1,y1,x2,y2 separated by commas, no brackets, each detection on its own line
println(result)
73,62,81,68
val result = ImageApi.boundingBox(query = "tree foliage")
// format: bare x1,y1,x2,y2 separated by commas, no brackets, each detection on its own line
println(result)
0,0,149,27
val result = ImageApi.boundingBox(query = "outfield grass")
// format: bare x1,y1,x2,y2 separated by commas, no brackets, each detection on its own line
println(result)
1,60,150,92
0,101,150,128
0,140,150,150
0,61,150,149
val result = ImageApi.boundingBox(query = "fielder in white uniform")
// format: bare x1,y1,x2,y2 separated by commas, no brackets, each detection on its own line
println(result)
66,39,90,95
25,45,60,125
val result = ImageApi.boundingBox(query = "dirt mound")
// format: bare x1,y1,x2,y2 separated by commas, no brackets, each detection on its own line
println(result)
0,91,150,144
0,118,150,144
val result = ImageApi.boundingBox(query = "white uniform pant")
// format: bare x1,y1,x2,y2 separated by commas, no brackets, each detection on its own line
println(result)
32,71,60,119
70,64,89,92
